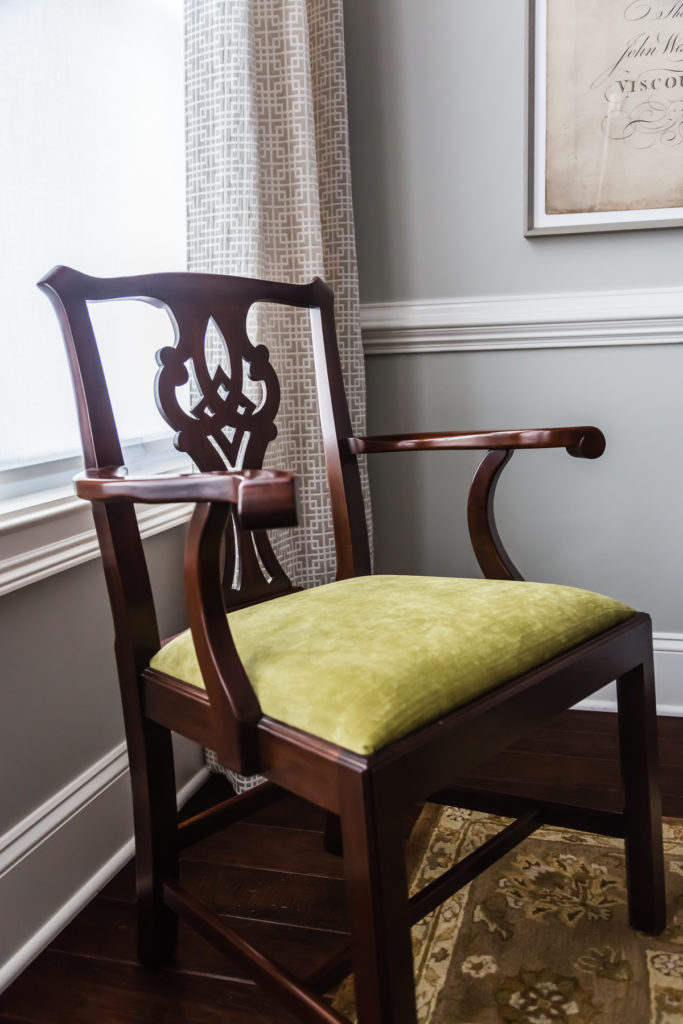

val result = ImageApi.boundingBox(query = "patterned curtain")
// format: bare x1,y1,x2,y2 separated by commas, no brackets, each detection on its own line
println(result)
185,0,371,787
185,0,370,590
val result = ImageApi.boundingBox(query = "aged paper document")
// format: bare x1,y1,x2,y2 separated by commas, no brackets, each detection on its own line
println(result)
546,0,683,214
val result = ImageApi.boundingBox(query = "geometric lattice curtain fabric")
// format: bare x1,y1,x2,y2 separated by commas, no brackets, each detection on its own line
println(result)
185,0,371,789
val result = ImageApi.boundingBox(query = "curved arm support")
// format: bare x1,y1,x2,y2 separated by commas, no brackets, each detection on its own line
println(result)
75,467,298,532
467,450,523,582
184,502,262,773
349,426,605,458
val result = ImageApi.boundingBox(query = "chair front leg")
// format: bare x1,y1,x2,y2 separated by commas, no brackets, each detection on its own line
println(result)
340,769,417,1024
617,656,666,935
130,717,180,966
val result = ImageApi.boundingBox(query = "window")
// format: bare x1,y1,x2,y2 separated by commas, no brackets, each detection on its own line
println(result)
0,0,187,500
0,0,189,591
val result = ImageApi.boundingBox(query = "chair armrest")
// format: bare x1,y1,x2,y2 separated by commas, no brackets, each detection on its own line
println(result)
350,426,606,583
74,467,298,531
348,426,605,459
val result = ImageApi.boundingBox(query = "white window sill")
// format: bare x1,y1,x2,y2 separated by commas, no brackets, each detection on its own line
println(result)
0,473,192,598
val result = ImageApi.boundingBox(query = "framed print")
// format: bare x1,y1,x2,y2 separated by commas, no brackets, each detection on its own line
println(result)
527,0,683,235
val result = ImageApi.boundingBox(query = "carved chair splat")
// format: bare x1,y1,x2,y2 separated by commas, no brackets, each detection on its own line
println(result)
39,266,665,1024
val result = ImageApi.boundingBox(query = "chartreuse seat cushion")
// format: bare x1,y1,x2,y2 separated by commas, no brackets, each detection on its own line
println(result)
150,575,633,755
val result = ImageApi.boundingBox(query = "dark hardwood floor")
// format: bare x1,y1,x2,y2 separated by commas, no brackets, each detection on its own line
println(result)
2,709,683,1023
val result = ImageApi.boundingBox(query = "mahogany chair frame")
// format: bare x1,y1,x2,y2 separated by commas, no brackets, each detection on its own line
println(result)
39,266,665,1024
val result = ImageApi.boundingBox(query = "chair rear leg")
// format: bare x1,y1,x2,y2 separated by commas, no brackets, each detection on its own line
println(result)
323,812,343,856
340,770,417,1024
130,718,179,966
617,656,666,935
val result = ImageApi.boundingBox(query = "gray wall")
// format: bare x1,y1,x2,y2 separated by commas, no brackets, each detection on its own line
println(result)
0,523,203,980
345,0,683,634
365,346,683,630
0,525,200,838
344,0,683,303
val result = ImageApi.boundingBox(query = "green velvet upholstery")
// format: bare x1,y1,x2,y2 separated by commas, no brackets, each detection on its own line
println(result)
150,575,633,755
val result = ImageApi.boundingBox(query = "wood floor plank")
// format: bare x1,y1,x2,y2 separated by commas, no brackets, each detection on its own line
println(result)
454,777,625,812
100,824,343,906
568,711,683,744
462,748,683,794
98,861,135,903
178,861,348,932
521,709,616,736
180,779,326,833
505,726,620,759
0,952,297,1024
242,793,327,832
100,860,347,931
183,822,345,878
503,714,683,766
51,898,347,983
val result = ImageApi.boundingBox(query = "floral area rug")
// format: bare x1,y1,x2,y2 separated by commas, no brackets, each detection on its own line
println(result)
333,805,683,1023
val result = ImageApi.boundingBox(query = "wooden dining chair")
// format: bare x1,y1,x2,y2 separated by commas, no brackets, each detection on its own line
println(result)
38,266,665,1024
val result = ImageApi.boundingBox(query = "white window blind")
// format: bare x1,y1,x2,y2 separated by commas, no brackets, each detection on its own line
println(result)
0,0,186,500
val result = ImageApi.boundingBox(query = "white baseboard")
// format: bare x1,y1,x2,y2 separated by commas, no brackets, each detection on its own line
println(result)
574,633,683,715
0,745,209,993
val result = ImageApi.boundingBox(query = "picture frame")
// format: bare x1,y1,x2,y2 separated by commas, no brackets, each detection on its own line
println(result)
526,0,683,235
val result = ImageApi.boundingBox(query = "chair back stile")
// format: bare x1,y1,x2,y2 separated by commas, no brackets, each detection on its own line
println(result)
309,295,371,580
38,268,162,669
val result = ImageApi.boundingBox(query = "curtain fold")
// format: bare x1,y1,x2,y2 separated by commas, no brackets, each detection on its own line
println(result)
185,0,371,785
